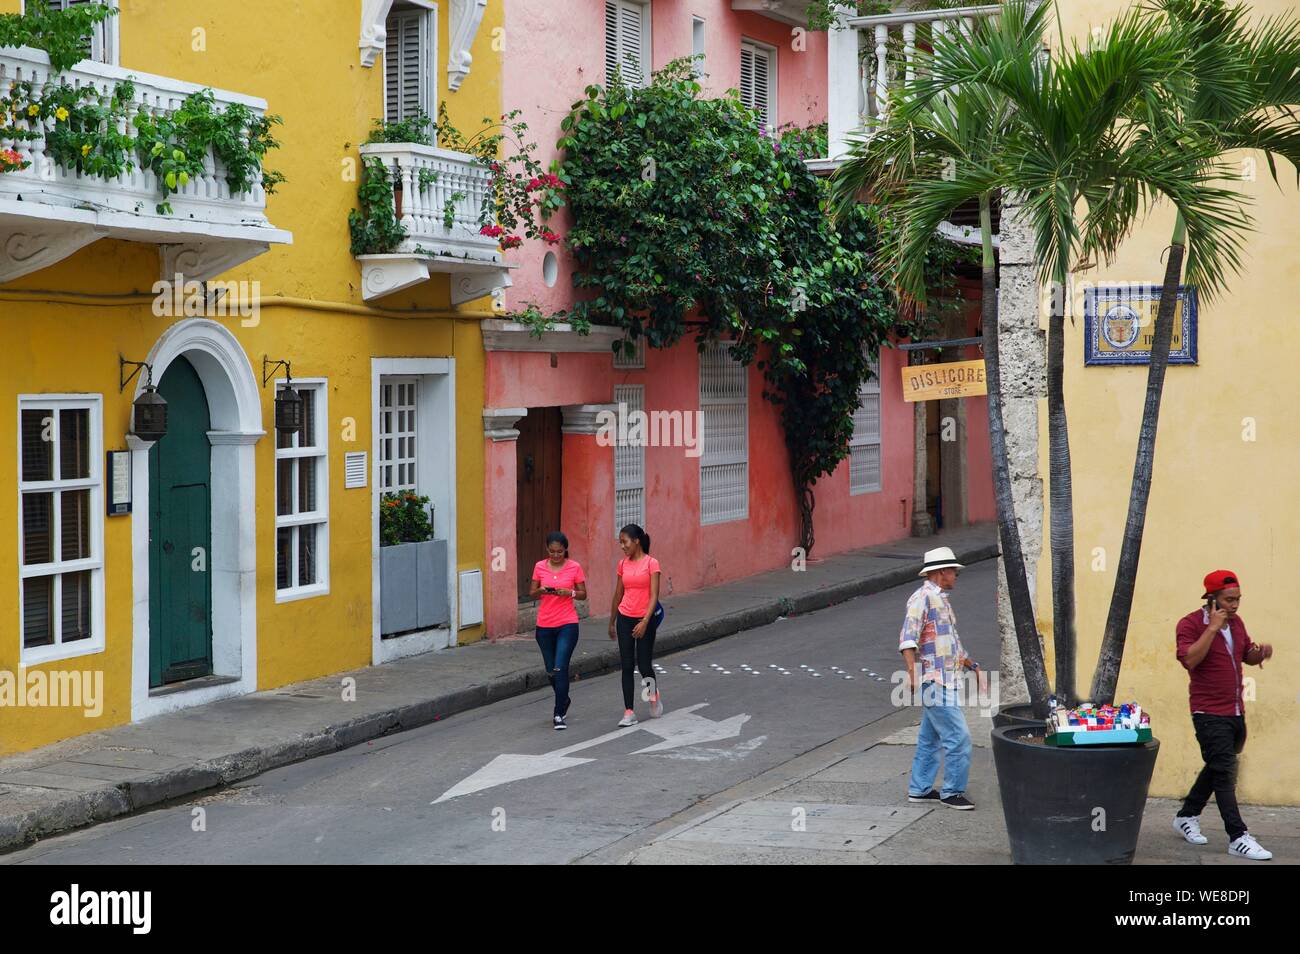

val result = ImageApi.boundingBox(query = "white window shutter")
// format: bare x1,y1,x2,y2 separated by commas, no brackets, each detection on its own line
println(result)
614,385,646,533
740,41,774,125
606,0,649,88
849,359,882,494
57,0,115,64
700,342,748,525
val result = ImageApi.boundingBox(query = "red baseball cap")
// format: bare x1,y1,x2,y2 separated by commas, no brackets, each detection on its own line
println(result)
1201,570,1241,599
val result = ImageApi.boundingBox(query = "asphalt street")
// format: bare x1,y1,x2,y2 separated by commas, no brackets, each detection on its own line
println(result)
1,559,997,864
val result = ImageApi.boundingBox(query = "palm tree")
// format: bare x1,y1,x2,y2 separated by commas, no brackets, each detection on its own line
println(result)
831,1,1055,715
1090,0,1300,703
834,0,1267,716
910,2,1222,705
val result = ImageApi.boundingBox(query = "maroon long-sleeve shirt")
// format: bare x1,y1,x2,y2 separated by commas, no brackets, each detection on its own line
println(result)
1175,608,1256,717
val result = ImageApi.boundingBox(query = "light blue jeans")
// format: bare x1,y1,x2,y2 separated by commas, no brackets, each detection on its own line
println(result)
908,682,972,799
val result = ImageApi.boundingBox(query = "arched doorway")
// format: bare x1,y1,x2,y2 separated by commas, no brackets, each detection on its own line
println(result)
148,356,214,686
131,319,263,720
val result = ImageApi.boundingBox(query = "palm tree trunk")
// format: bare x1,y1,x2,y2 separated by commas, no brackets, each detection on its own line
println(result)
980,193,1052,717
1047,279,1077,704
1090,213,1187,703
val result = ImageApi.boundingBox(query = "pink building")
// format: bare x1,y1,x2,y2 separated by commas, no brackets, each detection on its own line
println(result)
484,0,994,637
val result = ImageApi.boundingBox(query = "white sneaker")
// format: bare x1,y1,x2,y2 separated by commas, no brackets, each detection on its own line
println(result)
618,709,638,727
1227,833,1272,860
1173,815,1208,845
641,676,656,702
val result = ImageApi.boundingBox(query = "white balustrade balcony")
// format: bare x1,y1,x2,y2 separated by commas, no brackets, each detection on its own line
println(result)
354,141,513,304
813,3,1002,245
0,45,290,284
816,4,1002,170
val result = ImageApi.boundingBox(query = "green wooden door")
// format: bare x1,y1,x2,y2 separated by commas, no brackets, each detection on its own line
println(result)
149,356,214,687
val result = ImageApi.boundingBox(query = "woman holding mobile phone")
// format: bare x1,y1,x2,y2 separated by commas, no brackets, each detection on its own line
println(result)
608,523,664,727
529,532,586,730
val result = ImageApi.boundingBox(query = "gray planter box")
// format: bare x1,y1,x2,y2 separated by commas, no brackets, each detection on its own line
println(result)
380,538,449,637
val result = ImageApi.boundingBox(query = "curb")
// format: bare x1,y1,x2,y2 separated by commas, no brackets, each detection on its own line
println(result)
0,541,1000,853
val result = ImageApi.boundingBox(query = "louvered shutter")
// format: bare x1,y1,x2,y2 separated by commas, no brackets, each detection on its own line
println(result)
740,41,774,125
700,342,748,525
849,359,882,494
614,384,645,534
605,0,648,88
386,7,430,123
56,0,111,63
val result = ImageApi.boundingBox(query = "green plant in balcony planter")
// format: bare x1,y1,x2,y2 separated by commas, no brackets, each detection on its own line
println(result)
0,0,117,72
349,156,407,254
380,492,434,547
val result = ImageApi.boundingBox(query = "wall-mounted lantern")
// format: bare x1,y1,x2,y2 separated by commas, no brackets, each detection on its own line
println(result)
263,356,303,436
120,358,168,442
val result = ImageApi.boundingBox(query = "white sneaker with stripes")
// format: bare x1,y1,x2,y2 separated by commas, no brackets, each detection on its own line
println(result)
1227,833,1272,860
1173,815,1208,845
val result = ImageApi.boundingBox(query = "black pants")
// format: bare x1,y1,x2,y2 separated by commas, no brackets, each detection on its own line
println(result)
1178,713,1248,841
616,611,661,710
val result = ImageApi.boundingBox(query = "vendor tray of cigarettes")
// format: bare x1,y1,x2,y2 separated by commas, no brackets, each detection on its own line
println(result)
1045,702,1152,746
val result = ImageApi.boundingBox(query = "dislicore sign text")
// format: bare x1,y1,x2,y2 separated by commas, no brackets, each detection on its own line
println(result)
901,360,988,402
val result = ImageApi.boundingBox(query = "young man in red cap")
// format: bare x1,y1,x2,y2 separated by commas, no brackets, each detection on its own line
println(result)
1172,570,1274,860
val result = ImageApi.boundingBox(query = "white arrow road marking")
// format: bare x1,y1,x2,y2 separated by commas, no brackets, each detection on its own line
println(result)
432,704,749,803
628,704,751,754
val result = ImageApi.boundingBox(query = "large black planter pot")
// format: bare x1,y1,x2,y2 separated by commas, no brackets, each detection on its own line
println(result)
992,725,1160,865
992,703,1042,729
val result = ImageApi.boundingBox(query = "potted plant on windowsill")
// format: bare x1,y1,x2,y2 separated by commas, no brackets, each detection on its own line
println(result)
379,492,448,636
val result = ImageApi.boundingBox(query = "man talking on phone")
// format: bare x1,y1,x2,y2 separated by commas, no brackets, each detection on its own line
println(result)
1172,570,1274,860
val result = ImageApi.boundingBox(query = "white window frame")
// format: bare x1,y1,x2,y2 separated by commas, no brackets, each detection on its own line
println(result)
691,16,706,79
384,0,438,124
740,38,777,126
614,384,646,537
378,376,420,495
605,0,652,89
699,341,749,526
849,358,882,495
274,379,330,602
28,0,120,66
17,394,105,665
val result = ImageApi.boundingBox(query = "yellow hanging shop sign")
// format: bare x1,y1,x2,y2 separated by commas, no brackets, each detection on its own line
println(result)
901,360,988,402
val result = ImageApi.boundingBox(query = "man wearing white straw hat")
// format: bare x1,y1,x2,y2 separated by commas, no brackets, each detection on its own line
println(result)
898,547,980,810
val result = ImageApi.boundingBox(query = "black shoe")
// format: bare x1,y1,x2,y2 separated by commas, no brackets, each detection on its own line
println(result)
941,794,975,810
553,715,566,730
908,790,941,803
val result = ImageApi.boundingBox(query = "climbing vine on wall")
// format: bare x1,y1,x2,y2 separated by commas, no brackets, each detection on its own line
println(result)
557,60,973,553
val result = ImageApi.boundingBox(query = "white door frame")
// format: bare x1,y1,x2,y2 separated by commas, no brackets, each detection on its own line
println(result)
371,357,457,664
130,319,264,721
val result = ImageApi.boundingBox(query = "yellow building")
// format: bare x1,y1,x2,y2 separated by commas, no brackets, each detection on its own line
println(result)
1039,0,1299,805
1,0,505,754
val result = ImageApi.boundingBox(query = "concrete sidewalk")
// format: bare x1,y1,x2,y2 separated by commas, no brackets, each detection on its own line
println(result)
607,706,1300,865
0,523,999,853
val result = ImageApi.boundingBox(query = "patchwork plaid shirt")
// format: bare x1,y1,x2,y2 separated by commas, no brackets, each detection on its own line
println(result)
899,579,970,690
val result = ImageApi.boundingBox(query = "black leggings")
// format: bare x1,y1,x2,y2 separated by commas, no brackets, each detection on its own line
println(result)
616,611,662,710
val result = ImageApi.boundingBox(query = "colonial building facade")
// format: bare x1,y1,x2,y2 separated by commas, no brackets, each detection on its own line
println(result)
1,0,503,753
485,0,995,638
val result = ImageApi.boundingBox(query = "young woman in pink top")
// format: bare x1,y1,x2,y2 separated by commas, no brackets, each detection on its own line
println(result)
608,523,664,726
529,531,586,730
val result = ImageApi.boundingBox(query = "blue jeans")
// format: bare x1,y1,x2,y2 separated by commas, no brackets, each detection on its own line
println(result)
908,683,972,798
535,623,580,717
